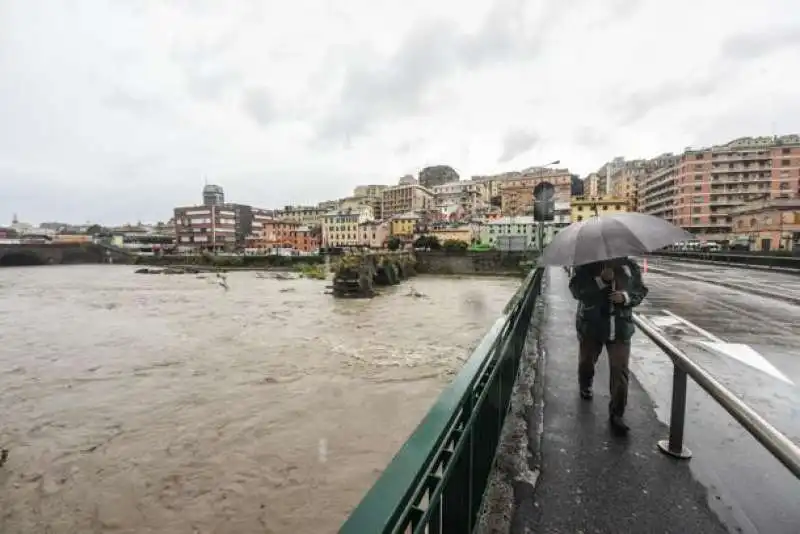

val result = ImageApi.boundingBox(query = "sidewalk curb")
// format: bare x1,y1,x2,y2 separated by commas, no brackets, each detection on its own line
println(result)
647,267,800,306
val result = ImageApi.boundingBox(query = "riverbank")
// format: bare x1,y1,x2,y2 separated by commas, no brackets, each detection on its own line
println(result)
134,254,325,268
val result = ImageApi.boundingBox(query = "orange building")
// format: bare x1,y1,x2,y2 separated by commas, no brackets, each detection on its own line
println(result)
293,225,321,252
500,170,572,216
247,220,321,252
730,198,800,251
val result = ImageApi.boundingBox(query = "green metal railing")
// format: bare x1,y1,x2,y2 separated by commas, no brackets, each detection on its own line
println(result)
339,267,544,534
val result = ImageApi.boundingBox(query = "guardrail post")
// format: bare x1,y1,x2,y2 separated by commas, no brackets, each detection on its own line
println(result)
658,365,693,459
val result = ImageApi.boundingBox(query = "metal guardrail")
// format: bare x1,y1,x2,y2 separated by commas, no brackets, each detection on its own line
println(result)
634,315,800,478
653,250,800,269
339,267,544,534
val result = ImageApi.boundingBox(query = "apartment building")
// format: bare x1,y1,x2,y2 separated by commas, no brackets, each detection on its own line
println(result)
275,205,328,225
608,160,647,212
432,181,488,217
479,216,557,251
637,154,682,219
381,184,433,219
359,220,390,249
584,173,602,198
174,204,237,252
321,206,374,247
390,212,420,237
674,135,800,240
729,198,800,251
250,208,274,237
353,184,388,199
294,225,321,253
500,170,572,217
638,164,680,223
570,196,629,222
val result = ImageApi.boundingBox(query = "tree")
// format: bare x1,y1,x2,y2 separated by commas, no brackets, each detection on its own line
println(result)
442,239,468,252
413,235,441,250
85,224,104,236
387,237,402,251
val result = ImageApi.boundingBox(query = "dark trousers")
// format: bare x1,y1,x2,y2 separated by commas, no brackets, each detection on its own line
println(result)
578,338,631,417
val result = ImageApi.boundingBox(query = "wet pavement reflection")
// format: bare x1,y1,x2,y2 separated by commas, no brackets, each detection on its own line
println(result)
629,265,800,533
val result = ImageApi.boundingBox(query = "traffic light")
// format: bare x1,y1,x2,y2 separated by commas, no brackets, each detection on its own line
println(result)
533,182,555,221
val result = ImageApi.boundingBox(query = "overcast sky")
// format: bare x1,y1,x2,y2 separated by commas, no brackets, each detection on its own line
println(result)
1,0,799,225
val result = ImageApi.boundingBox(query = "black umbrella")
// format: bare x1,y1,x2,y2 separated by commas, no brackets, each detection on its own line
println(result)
539,212,694,266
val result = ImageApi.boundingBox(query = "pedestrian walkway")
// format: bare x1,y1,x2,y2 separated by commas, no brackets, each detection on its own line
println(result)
521,268,729,533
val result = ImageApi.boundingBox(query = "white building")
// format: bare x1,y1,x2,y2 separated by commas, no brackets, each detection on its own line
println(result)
432,181,488,218
553,201,572,226
321,206,374,247
479,216,558,251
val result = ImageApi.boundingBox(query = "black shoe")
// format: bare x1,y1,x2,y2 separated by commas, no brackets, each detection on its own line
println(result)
580,388,593,400
609,415,630,435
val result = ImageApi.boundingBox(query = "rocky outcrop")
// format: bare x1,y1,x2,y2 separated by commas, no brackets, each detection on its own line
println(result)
419,165,459,188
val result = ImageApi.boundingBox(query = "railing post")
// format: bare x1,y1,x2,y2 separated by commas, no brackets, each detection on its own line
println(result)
658,365,693,459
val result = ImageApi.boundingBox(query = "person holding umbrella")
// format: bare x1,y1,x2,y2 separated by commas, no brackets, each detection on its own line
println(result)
538,212,693,435
569,257,648,434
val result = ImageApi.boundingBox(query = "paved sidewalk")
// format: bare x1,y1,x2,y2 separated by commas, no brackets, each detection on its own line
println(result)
520,268,730,534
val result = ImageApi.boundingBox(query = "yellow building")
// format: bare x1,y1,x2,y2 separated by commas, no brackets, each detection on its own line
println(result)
321,206,374,247
571,196,629,222
390,213,420,237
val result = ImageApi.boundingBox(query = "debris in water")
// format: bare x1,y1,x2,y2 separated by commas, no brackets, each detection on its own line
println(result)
216,272,229,291
405,287,427,299
1,448,8,467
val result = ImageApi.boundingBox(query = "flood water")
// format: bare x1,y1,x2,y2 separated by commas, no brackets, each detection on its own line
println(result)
0,265,519,533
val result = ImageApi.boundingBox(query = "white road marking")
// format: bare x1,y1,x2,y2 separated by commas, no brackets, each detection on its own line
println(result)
697,341,794,386
662,310,724,343
649,315,683,328
655,311,794,386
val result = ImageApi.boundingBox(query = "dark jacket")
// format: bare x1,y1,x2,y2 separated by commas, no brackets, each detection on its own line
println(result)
568,258,648,342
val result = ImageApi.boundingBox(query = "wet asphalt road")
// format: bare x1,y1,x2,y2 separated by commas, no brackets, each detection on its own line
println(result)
646,257,800,299
627,262,799,533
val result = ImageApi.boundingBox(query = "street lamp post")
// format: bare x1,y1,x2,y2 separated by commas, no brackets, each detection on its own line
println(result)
531,160,560,253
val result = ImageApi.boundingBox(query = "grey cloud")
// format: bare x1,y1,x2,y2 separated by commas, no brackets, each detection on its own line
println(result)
720,26,800,60
498,130,539,163
612,77,721,126
685,95,800,147
242,88,274,127
574,127,606,149
316,0,563,143
172,33,242,101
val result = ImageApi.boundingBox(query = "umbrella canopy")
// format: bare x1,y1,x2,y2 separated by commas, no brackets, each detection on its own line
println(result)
539,212,694,267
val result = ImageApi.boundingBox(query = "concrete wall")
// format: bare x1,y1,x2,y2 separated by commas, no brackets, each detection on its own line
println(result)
415,250,533,276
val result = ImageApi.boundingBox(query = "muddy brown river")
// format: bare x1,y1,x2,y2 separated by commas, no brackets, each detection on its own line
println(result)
0,265,519,533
